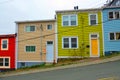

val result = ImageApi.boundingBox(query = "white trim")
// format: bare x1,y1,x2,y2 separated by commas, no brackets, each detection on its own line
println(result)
55,20,58,63
0,57,10,68
1,39,8,50
15,23,18,69
109,32,120,41
17,61,44,62
101,11,105,56
62,36,78,49
89,13,98,26
89,33,100,57
62,14,78,26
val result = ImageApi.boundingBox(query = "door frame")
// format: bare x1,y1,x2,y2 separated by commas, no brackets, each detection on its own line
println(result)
89,33,100,57
46,41,54,62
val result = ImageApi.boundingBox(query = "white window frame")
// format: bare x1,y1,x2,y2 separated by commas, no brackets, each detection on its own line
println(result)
25,45,36,53
0,57,10,68
108,11,120,20
1,39,8,50
62,14,78,26
109,32,120,41
47,24,53,30
25,25,36,32
62,37,78,49
89,14,98,26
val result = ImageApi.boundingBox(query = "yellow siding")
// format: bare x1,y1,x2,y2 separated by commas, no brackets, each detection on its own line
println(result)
57,10,103,58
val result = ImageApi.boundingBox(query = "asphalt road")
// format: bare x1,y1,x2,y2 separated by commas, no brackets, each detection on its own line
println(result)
1,60,120,80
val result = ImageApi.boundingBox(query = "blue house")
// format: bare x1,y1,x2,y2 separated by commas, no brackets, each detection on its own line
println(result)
102,0,120,55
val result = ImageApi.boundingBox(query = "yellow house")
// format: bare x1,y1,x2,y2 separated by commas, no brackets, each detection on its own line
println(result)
16,19,57,68
56,8,103,58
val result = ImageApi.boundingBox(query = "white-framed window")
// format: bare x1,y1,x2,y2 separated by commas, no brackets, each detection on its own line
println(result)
25,26,36,32
89,14,98,25
109,32,120,40
62,15,77,26
47,25,52,30
0,57,10,68
1,39,8,50
108,11,120,20
25,46,36,52
62,37,78,49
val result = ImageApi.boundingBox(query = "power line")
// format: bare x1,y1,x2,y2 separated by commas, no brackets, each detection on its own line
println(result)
0,19,115,46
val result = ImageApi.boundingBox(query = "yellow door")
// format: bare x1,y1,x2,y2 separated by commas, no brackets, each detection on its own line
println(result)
91,39,98,57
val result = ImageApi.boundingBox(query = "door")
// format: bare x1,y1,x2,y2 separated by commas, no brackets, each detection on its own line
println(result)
90,34,99,57
46,41,54,62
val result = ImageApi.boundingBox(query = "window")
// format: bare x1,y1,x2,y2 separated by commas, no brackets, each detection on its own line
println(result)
62,15,77,26
26,46,36,52
47,41,53,45
47,25,52,30
25,26,35,32
110,32,120,40
108,11,120,20
0,57,10,68
1,39,8,50
63,37,78,49
89,14,97,25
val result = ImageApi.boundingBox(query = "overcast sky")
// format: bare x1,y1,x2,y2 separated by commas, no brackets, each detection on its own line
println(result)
0,0,107,34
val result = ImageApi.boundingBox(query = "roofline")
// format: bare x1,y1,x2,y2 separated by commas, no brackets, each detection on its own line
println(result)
56,8,102,13
103,6,120,9
15,19,56,24
0,34,16,38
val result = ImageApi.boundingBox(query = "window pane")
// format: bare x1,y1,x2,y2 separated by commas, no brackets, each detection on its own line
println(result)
47,25,52,30
115,11,120,19
116,33,120,40
0,58,3,66
90,20,96,25
70,15,76,25
2,40,7,49
71,38,77,48
47,41,53,45
30,26,35,31
26,46,30,52
63,16,69,26
31,46,35,52
63,38,69,48
26,26,30,32
110,33,115,40
90,15,97,25
109,12,114,19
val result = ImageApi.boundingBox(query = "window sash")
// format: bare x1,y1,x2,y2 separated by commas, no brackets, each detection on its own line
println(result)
89,14,97,25
110,32,120,40
63,37,78,49
47,25,52,30
109,11,120,20
26,26,35,32
0,58,9,67
62,15,77,26
26,46,36,52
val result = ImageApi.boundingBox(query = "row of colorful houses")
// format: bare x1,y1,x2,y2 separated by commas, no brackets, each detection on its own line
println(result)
0,0,120,70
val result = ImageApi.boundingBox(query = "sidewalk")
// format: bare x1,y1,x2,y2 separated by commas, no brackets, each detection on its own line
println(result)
0,55,120,77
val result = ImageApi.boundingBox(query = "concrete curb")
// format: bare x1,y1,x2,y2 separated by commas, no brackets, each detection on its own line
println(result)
0,56,120,77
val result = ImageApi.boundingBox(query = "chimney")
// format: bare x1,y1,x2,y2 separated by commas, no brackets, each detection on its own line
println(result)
74,6,78,10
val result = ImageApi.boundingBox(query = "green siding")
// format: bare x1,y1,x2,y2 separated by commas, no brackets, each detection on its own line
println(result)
57,11,103,57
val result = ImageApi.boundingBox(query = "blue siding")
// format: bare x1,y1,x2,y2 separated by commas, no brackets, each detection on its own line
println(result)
17,62,44,68
103,8,120,53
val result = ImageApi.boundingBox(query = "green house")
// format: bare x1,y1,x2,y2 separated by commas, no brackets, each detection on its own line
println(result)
56,8,103,58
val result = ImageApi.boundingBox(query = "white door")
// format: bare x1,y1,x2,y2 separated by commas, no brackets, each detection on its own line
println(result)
46,41,54,62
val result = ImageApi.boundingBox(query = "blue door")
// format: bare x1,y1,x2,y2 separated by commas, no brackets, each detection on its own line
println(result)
46,41,54,62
